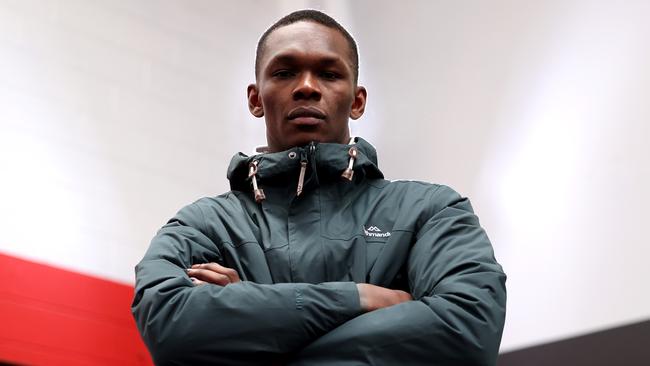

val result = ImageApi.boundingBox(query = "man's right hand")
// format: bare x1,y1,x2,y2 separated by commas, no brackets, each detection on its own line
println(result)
356,283,412,312
186,263,241,286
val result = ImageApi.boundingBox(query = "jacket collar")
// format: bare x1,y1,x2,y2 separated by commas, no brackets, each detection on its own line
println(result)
227,137,384,195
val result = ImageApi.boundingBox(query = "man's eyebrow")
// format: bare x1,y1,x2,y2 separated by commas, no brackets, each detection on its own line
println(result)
266,53,347,67
266,54,297,66
318,57,346,67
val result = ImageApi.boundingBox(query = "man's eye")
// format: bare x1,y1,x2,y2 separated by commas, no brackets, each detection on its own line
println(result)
273,70,294,78
320,71,339,80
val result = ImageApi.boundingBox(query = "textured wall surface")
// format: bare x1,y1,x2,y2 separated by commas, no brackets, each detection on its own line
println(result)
1,0,649,355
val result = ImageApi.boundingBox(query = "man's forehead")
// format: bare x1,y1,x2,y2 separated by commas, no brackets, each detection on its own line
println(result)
261,21,352,67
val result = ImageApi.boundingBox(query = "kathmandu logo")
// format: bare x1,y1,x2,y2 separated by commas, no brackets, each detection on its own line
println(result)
364,225,391,238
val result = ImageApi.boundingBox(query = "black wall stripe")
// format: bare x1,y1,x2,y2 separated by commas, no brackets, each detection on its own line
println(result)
498,319,650,366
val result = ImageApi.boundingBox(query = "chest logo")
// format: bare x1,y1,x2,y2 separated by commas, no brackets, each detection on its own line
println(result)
363,225,391,238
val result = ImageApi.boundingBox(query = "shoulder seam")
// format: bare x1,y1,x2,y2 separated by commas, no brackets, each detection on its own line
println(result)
192,202,210,236
425,184,444,221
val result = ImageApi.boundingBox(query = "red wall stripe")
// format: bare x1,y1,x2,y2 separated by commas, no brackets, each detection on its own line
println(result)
0,252,152,366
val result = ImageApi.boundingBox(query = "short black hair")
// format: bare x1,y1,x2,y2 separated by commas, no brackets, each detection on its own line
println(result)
255,9,359,83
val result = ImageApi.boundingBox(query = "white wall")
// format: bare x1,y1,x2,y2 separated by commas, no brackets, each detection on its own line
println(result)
1,0,648,352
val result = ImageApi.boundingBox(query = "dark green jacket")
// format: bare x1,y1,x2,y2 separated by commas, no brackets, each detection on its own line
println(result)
132,137,506,365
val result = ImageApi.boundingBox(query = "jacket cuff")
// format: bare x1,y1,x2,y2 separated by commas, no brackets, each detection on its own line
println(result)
325,282,362,321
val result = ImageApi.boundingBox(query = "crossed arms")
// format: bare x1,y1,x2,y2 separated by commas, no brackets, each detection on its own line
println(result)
188,262,412,314
131,186,506,365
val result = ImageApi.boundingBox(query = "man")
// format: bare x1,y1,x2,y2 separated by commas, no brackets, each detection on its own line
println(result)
132,9,506,366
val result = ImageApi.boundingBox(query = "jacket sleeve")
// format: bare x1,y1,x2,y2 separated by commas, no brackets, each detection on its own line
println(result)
288,185,507,366
131,202,362,366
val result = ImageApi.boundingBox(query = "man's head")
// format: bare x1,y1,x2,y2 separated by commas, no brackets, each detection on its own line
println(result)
248,9,367,153
255,10,359,84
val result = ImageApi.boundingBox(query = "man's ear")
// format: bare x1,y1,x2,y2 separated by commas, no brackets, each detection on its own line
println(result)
349,86,367,120
247,84,264,118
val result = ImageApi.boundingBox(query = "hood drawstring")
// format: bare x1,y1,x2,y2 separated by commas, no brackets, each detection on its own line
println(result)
296,150,307,196
252,142,356,203
341,146,358,181
248,160,266,203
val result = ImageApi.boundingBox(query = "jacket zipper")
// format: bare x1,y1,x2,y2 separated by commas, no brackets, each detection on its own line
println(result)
296,151,307,196
296,142,316,197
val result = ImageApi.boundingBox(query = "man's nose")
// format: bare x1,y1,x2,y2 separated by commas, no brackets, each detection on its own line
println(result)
292,72,321,100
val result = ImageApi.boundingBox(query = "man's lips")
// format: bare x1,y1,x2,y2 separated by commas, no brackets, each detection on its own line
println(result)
287,107,326,125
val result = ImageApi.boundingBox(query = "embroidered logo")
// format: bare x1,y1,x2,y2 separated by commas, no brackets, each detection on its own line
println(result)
363,225,391,238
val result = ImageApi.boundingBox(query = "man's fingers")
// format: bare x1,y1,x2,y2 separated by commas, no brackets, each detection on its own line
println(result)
187,268,231,286
194,262,240,282
190,277,207,286
356,283,413,312
191,262,241,283
395,290,413,302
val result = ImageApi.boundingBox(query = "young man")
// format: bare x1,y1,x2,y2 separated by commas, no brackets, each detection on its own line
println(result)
132,10,506,366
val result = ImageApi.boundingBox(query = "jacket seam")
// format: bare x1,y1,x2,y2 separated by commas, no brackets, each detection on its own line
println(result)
220,240,261,248
216,240,289,251
193,202,210,237
424,184,444,222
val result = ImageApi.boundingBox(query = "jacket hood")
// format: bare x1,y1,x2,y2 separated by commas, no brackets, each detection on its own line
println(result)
227,137,384,198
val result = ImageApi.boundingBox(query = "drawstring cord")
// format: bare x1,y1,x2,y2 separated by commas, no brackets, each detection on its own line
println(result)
248,160,266,203
252,142,356,203
341,146,357,181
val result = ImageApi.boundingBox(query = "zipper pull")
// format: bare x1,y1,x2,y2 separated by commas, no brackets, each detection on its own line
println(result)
296,150,307,196
341,146,358,181
248,160,266,203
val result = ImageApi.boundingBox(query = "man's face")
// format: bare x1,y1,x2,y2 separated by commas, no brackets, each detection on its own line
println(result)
248,21,367,152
